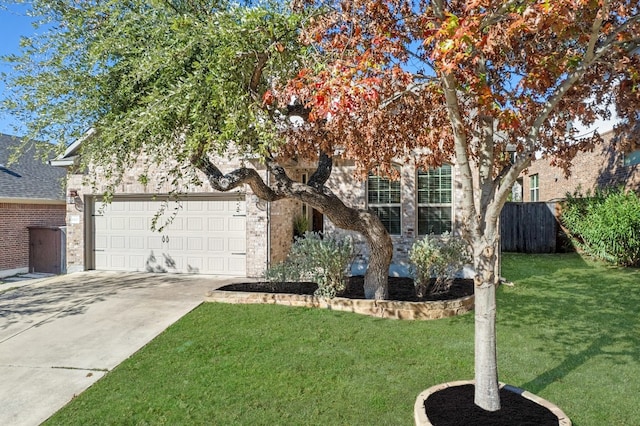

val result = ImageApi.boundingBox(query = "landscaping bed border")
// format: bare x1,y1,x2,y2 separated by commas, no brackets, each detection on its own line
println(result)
205,289,474,320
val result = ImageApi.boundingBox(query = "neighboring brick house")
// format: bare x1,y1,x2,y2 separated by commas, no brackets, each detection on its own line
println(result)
52,134,466,278
0,134,67,278
518,129,640,202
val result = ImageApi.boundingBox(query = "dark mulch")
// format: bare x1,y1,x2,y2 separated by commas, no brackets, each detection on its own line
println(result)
424,384,560,426
218,276,474,302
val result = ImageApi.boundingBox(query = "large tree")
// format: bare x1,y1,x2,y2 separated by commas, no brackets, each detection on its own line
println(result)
277,0,640,411
1,0,394,300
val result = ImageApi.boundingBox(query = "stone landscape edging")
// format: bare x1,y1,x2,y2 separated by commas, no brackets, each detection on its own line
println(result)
413,380,572,425
205,289,474,320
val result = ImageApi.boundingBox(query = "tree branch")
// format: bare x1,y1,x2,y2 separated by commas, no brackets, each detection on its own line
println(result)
191,151,283,201
585,1,607,61
249,52,269,99
308,150,332,188
526,13,639,151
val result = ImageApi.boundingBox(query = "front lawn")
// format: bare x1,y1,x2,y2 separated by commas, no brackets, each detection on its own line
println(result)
45,253,640,425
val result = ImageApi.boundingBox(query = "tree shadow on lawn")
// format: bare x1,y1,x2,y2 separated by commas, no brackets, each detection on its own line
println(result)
0,272,208,335
500,252,590,282
498,258,640,396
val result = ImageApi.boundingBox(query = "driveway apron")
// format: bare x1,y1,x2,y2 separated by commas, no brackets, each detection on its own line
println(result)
0,271,238,426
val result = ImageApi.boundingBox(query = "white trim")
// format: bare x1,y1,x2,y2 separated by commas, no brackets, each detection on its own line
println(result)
416,165,454,235
366,173,402,235
49,156,79,167
0,198,65,205
50,128,96,167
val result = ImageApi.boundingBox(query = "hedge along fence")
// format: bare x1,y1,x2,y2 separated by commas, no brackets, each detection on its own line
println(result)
560,188,640,267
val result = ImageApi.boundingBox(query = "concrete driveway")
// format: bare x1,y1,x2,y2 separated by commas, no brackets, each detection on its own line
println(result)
0,271,242,426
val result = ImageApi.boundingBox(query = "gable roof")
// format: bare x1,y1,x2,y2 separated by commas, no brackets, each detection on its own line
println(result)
0,133,66,203
49,127,95,167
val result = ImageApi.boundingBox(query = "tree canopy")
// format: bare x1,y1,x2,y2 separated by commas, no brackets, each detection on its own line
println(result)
276,0,639,411
3,0,308,184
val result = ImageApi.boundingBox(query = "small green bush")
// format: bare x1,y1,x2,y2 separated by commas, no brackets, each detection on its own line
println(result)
409,232,471,297
265,232,354,298
561,188,640,266
292,215,309,238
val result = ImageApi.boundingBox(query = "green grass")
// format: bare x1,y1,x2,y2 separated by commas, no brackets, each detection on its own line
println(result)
45,253,640,425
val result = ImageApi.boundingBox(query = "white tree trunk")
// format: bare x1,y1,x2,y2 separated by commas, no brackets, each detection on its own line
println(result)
473,242,501,411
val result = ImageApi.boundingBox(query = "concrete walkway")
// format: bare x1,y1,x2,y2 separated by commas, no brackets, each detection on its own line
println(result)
0,271,241,426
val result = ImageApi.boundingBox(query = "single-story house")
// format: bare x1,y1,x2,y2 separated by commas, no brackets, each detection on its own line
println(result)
0,134,67,278
516,129,640,202
52,134,466,278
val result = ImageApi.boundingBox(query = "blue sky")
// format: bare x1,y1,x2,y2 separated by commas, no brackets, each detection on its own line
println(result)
0,3,38,136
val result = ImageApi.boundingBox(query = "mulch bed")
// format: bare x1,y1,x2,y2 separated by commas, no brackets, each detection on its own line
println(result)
424,384,560,426
218,276,474,302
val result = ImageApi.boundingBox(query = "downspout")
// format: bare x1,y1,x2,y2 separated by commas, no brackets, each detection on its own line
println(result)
266,169,271,272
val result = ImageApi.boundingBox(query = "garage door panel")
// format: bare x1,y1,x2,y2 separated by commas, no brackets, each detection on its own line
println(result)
110,236,126,249
171,217,184,231
185,257,204,271
129,201,145,211
228,257,245,272
187,237,203,251
187,217,203,231
93,198,246,275
207,202,224,212
110,255,126,268
207,257,224,271
129,217,146,230
208,217,224,231
148,236,163,250
129,254,146,268
167,239,183,250
228,217,245,232
95,235,108,249
110,202,126,212
128,236,145,250
186,201,205,211
228,238,246,252
208,238,225,252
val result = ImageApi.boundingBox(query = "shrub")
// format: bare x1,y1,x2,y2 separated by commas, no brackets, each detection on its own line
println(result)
561,188,640,266
409,233,471,297
292,215,309,238
265,232,354,298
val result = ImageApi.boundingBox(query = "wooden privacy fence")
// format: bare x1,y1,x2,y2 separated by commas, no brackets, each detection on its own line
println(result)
500,202,560,253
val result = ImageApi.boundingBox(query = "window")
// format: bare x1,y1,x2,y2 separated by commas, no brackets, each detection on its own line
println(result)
301,173,309,219
368,173,401,235
530,174,539,202
417,165,452,235
511,178,523,202
624,150,640,166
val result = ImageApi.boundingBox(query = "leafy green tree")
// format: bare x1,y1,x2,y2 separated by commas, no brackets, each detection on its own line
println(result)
2,0,394,299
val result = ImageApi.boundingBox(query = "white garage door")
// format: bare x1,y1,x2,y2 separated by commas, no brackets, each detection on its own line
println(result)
93,197,246,275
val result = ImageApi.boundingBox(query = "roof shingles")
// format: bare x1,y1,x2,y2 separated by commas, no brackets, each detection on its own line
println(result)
0,134,66,201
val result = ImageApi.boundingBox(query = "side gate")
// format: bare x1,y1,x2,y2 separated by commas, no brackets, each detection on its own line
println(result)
500,202,559,253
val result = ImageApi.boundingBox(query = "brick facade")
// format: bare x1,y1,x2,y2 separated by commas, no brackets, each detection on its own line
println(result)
61,150,466,278
64,154,276,277
522,130,640,202
325,159,466,276
0,202,66,276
